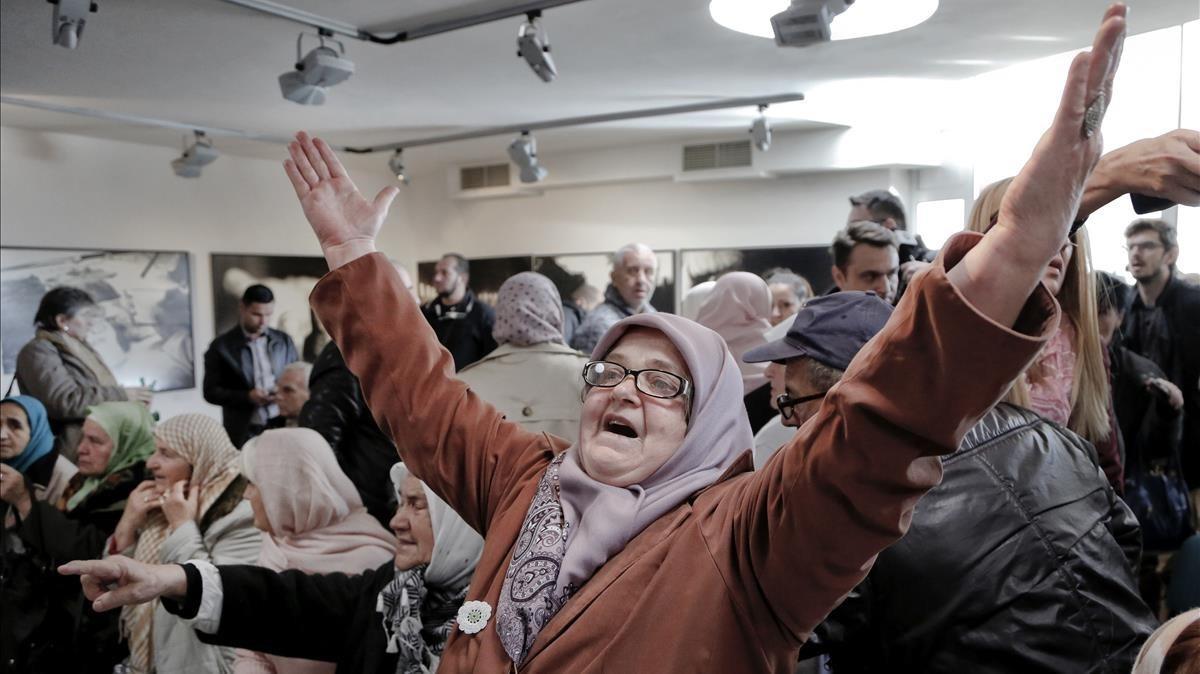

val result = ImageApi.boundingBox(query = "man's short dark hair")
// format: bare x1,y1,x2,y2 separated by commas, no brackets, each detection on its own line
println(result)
1094,271,1131,316
442,253,469,276
831,221,899,270
241,284,274,305
850,190,907,230
1124,218,1177,251
34,286,95,330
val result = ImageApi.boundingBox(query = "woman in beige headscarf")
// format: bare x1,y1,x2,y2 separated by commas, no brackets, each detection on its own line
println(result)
117,414,260,674
15,286,152,460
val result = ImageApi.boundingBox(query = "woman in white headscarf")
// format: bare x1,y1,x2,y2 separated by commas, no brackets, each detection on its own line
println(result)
457,272,590,438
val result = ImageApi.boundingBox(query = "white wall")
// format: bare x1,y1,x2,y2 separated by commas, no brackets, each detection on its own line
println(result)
2,126,890,420
0,127,410,420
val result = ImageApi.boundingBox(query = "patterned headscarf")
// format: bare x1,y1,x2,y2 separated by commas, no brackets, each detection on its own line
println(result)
65,402,156,511
492,272,566,347
122,414,242,674
1,395,55,474
497,312,752,664
378,463,483,674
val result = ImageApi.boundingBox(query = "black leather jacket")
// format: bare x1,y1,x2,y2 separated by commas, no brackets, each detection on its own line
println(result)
298,343,398,527
203,326,298,447
808,404,1156,673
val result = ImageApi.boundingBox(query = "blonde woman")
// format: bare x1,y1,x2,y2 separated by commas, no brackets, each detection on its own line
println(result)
967,178,1121,489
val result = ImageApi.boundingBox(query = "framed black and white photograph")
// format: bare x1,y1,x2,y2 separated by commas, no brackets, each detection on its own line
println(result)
1,246,195,391
210,254,330,362
533,250,677,315
416,255,534,307
679,246,833,299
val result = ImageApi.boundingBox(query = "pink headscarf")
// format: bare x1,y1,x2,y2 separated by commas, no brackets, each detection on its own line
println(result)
492,272,565,347
555,312,753,595
241,428,395,574
694,272,773,395
238,429,394,674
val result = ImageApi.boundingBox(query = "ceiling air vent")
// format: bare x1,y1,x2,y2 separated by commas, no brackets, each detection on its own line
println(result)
460,163,511,190
682,140,753,171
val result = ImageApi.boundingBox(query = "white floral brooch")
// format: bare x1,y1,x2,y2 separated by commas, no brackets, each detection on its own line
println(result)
457,600,492,635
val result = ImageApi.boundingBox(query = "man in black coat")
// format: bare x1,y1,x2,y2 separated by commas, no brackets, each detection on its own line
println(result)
203,284,299,447
420,253,496,371
1121,218,1200,502
299,342,397,527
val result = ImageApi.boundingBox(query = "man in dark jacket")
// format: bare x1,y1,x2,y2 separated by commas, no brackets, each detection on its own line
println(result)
747,292,1157,673
421,253,496,371
299,342,397,527
1121,219,1200,504
203,284,298,447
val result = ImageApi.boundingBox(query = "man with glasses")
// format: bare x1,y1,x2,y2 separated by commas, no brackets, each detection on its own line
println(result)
1122,218,1200,511
742,292,892,439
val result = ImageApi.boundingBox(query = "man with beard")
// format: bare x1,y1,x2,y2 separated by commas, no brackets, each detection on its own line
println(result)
1121,218,1200,514
420,253,497,371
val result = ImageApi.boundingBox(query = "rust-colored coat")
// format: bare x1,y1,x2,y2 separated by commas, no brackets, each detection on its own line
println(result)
309,234,1056,673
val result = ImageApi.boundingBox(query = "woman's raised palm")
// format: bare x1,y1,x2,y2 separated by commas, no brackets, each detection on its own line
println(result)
283,131,400,252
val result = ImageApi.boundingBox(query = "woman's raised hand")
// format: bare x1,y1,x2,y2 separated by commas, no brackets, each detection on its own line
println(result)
998,4,1126,260
283,131,401,269
949,4,1127,328
59,556,188,612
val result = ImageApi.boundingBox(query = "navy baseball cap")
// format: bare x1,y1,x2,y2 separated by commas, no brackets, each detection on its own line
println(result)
743,291,894,370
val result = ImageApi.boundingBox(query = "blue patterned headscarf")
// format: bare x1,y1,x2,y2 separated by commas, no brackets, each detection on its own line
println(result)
2,395,55,473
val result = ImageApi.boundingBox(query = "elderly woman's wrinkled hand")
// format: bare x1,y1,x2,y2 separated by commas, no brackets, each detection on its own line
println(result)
996,4,1126,264
283,131,401,269
161,480,199,531
59,556,188,612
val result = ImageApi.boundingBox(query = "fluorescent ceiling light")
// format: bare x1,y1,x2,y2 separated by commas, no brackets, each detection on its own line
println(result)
710,0,938,41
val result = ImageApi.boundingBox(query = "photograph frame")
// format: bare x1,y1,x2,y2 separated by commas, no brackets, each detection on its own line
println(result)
1,244,196,392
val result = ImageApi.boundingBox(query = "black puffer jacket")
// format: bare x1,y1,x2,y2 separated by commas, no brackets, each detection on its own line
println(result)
809,404,1157,673
298,342,398,527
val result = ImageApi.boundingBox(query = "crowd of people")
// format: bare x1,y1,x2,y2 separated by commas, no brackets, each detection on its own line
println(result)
3,6,1200,672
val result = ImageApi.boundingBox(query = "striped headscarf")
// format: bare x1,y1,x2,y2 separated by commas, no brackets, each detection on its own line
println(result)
122,414,242,674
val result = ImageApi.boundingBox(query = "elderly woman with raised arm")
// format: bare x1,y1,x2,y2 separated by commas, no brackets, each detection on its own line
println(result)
63,7,1130,672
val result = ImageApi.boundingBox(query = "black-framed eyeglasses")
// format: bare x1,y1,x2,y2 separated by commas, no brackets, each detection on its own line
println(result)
582,361,691,400
776,391,827,420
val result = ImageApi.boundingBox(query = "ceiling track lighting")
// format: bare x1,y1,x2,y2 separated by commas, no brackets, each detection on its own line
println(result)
217,0,587,44
388,149,409,184
171,131,219,178
278,31,355,105
507,131,548,184
48,0,98,49
218,0,583,83
2,93,803,182
517,11,556,83
750,104,772,152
